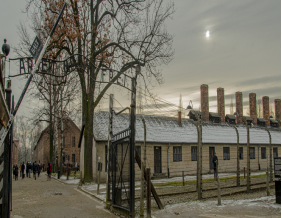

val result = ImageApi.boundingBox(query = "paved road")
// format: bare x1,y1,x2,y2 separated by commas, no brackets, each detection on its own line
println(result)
11,173,116,218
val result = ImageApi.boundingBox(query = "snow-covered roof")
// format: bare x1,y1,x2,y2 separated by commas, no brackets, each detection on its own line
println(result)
93,111,198,143
93,111,281,145
202,123,237,144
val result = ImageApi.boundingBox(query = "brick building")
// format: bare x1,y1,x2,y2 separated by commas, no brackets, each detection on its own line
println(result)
12,137,19,166
34,117,81,168
80,84,281,183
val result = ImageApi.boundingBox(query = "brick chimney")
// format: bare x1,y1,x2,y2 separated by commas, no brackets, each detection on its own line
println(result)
201,84,209,121
262,96,270,126
217,88,225,122
178,111,181,125
235,92,243,123
274,99,281,122
249,93,257,125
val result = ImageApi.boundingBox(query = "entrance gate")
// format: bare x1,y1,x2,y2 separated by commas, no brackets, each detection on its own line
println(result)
108,77,137,216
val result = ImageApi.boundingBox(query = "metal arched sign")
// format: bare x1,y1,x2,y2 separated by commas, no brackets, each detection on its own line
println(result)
9,54,134,91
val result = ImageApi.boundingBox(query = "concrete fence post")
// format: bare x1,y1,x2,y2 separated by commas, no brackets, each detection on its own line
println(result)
216,160,221,205
147,168,151,218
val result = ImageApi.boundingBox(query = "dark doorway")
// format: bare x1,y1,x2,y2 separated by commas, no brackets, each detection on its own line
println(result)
154,146,162,173
209,147,215,170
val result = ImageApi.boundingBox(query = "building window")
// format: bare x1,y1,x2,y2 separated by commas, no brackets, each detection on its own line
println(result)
250,147,255,159
72,154,75,163
273,147,278,158
173,146,182,162
191,146,197,161
105,145,108,172
72,136,75,147
239,147,243,160
261,147,266,159
135,146,141,163
223,147,230,160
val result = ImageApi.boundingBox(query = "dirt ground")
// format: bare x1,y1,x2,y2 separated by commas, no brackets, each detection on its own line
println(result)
10,173,117,218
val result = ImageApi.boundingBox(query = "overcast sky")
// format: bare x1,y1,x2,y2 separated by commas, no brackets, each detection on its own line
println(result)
0,0,281,122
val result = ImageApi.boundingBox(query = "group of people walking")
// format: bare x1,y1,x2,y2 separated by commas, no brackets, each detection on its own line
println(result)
12,162,52,181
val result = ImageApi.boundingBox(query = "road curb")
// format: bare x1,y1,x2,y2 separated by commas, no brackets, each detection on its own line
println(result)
77,186,106,203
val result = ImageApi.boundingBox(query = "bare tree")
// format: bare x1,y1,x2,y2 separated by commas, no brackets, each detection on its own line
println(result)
24,0,174,181
14,116,30,163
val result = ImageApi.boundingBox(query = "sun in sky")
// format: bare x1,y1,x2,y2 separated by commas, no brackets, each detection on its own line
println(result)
206,31,210,38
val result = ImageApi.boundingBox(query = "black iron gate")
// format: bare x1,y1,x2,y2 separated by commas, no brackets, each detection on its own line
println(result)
109,76,137,216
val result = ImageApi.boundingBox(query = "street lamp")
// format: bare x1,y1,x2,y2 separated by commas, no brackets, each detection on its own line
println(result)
2,39,10,56
1,39,10,89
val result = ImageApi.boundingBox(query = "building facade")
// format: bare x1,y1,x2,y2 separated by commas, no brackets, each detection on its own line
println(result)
80,85,281,183
34,117,81,168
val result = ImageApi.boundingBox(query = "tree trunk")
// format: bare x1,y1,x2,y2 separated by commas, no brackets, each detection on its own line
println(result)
82,89,94,182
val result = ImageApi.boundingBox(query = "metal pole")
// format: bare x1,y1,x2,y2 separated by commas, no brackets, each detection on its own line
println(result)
140,118,146,217
9,96,14,212
106,94,113,207
130,76,137,217
182,171,185,186
60,88,63,179
3,80,11,218
216,160,221,205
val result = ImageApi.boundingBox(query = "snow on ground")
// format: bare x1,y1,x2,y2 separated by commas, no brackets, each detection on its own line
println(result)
152,195,280,218
80,171,266,188
83,183,107,191
150,171,266,184
64,179,80,184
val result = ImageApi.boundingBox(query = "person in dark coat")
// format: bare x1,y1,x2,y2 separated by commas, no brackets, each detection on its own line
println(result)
13,165,15,179
47,163,52,181
14,164,18,180
33,161,38,180
28,162,31,178
21,162,25,179
37,164,41,177
212,153,218,179
26,162,28,177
